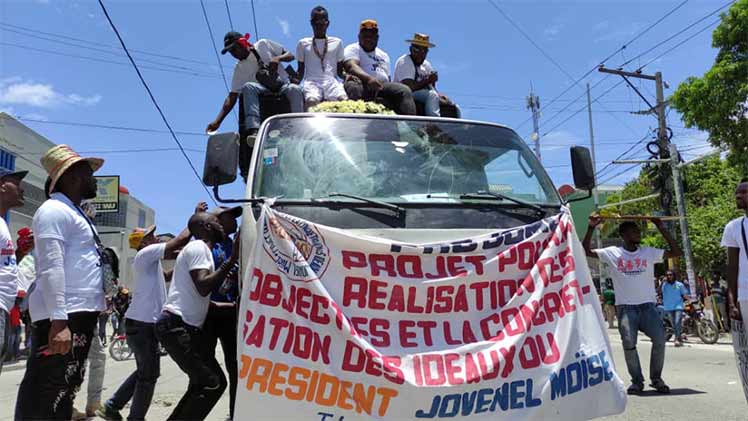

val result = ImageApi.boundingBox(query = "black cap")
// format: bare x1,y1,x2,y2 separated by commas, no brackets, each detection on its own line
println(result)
0,169,28,181
221,31,243,54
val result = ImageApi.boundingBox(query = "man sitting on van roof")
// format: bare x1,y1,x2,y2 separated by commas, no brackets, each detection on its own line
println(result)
393,33,461,118
343,19,416,115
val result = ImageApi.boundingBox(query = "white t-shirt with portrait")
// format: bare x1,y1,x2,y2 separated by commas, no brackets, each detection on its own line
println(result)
0,217,18,313
162,240,214,328
721,217,748,301
343,43,390,83
126,243,167,324
230,39,290,93
29,193,104,322
594,246,665,305
296,37,344,82
393,54,435,88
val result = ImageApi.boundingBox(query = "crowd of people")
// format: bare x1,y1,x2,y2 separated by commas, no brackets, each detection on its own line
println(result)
206,5,461,180
584,178,748,402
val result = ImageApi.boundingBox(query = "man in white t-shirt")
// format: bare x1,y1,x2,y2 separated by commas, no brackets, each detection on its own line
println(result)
583,214,682,395
721,178,748,403
393,33,461,118
98,203,202,421
296,6,347,108
16,145,106,420
155,211,239,420
0,168,26,375
342,19,416,115
207,31,304,181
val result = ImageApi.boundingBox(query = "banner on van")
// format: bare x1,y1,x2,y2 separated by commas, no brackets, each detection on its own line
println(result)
236,206,627,420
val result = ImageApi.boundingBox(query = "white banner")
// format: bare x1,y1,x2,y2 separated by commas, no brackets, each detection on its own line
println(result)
236,206,626,420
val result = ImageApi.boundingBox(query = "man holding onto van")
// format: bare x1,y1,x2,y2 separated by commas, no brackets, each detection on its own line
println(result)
296,6,347,108
721,179,748,403
583,215,682,395
393,33,460,118
343,19,416,115
207,31,303,182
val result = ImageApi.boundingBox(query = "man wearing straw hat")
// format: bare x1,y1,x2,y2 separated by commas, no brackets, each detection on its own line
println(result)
15,144,106,420
394,33,461,118
342,19,417,115
583,215,682,396
98,202,204,421
0,167,27,375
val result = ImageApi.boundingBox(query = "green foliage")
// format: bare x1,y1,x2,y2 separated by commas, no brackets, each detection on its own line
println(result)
670,0,748,171
601,157,742,273
309,100,395,115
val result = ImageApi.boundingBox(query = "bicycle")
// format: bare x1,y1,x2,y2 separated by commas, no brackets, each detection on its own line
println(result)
109,334,133,361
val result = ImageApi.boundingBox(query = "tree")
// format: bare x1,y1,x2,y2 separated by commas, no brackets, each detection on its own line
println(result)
671,0,748,170
601,157,742,273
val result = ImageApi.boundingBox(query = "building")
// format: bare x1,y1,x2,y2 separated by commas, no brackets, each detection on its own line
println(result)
0,113,155,287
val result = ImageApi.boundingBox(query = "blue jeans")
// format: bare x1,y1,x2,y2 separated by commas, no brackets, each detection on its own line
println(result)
666,310,684,340
107,319,160,420
412,89,441,116
616,302,666,386
240,82,304,129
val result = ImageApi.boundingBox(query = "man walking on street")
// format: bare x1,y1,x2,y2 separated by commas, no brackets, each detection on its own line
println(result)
98,203,202,421
662,270,690,347
0,167,26,375
203,206,242,420
156,211,239,420
584,215,682,395
722,178,748,403
15,145,106,419
343,19,416,115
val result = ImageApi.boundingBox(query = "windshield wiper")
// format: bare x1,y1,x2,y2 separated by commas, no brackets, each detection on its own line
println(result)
311,193,405,218
459,191,547,217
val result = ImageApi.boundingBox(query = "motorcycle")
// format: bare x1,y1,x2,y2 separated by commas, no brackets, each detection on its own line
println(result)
662,301,720,344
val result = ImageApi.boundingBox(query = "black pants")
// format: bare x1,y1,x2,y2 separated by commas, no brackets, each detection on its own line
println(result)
203,304,238,419
155,312,227,421
344,79,417,115
15,311,99,420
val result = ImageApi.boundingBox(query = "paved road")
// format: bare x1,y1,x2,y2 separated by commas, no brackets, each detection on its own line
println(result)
0,328,745,420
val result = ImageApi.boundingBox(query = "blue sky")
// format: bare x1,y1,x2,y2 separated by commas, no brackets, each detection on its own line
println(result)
0,0,725,234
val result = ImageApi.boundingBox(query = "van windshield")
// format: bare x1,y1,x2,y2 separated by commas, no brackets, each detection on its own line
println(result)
253,115,561,206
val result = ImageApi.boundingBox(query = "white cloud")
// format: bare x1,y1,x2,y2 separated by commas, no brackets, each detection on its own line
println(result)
594,21,644,43
276,17,290,38
0,79,101,108
544,23,564,40
540,130,584,152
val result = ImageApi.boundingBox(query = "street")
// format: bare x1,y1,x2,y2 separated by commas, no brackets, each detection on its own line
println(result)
0,327,744,420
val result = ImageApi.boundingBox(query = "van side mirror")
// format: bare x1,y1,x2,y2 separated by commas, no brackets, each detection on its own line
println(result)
203,132,239,187
570,146,595,191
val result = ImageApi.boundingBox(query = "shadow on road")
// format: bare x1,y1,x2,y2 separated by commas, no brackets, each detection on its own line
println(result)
635,388,706,397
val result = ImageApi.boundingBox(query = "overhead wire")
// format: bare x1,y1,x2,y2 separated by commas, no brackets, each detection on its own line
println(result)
224,0,235,30
250,0,260,38
13,117,206,137
199,0,237,123
97,0,218,205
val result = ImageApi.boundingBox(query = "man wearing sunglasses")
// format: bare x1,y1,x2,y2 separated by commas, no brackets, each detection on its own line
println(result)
394,33,461,118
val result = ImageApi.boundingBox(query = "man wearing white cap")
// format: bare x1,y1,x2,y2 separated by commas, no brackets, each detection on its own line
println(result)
0,167,27,375
15,145,106,420
98,202,204,421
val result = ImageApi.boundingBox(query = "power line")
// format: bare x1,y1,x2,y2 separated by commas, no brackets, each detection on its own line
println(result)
0,21,217,67
486,0,574,81
97,0,217,205
513,0,690,130
595,130,654,178
620,0,735,68
224,0,235,30
199,0,237,123
13,116,206,137
541,79,625,136
27,147,205,155
250,0,259,38
0,42,219,78
638,17,723,70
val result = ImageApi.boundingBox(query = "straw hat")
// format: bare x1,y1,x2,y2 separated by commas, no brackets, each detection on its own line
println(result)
40,145,104,195
405,33,435,48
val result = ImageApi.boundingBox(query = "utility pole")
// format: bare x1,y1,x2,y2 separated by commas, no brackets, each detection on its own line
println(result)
586,83,604,282
670,143,697,299
526,89,541,162
598,67,672,215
